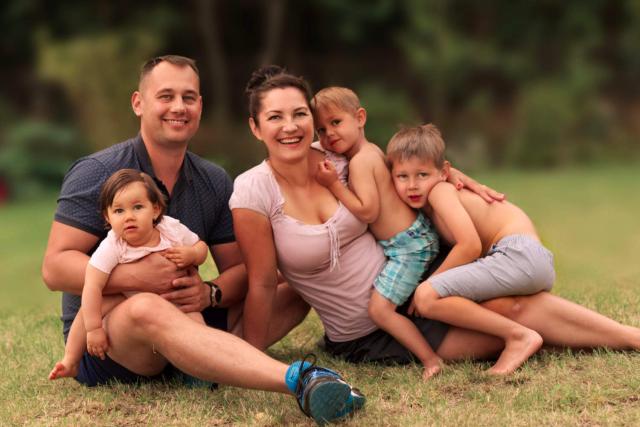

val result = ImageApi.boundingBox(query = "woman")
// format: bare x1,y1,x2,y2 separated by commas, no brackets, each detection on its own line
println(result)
230,65,640,367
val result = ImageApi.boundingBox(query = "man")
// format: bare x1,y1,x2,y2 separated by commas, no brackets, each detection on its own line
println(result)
42,55,363,424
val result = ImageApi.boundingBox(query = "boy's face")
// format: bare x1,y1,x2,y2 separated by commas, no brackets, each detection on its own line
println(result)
391,156,447,209
314,105,365,157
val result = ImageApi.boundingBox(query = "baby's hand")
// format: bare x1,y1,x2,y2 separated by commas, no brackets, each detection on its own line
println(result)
316,160,339,188
422,357,444,381
87,327,109,360
164,246,194,268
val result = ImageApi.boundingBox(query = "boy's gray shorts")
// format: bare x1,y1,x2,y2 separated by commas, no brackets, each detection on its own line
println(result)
429,234,555,302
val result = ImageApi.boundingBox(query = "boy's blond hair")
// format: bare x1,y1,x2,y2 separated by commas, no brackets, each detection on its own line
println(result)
311,86,361,116
386,124,446,168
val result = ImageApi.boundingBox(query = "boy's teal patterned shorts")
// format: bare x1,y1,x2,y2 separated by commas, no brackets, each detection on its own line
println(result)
374,212,439,306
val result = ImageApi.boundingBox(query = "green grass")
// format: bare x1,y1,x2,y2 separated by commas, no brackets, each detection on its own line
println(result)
1,165,640,426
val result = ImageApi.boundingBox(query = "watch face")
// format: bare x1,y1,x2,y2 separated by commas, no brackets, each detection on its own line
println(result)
214,287,222,304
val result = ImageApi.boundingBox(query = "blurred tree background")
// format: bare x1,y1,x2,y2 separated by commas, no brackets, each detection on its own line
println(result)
1,0,638,200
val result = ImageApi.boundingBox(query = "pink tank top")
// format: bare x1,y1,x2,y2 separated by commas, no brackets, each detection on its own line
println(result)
229,158,385,341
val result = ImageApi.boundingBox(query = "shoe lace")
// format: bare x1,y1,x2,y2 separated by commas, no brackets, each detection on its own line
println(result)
295,353,318,416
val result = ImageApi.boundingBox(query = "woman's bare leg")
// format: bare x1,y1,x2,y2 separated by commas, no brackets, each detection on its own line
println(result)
437,326,503,362
416,284,542,374
482,292,640,349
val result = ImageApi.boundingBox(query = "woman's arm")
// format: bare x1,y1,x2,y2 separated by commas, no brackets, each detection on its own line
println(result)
232,208,280,350
427,182,482,276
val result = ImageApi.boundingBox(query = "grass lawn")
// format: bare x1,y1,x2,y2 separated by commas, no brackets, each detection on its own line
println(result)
1,164,639,426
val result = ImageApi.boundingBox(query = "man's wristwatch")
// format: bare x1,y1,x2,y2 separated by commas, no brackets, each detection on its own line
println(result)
204,280,222,308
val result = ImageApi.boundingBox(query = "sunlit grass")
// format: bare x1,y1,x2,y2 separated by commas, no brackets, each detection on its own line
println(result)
1,165,639,426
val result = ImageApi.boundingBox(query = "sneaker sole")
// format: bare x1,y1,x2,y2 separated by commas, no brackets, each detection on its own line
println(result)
307,379,351,425
333,389,366,419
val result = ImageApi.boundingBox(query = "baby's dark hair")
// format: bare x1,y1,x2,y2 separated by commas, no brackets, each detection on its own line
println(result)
99,169,167,229
386,124,446,168
245,65,312,123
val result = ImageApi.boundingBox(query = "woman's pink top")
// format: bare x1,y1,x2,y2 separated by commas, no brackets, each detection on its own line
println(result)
229,157,385,342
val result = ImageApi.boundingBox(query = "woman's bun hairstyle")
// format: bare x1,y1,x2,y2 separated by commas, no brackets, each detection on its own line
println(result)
245,65,312,122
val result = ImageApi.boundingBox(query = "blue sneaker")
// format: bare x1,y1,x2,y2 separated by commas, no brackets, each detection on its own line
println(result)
290,355,364,425
332,388,366,419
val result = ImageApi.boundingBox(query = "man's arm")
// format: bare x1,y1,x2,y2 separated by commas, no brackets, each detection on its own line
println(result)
42,222,98,293
42,221,185,296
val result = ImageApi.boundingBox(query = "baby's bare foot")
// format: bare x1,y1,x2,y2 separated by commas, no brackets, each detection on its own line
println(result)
48,360,78,380
422,358,444,381
488,329,542,375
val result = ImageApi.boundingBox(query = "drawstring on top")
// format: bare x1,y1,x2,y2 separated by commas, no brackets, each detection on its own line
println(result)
327,222,341,271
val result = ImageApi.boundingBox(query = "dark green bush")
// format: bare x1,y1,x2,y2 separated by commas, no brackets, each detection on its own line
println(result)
0,120,87,199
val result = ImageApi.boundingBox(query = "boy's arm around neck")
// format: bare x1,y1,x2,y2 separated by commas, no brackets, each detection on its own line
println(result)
426,182,482,277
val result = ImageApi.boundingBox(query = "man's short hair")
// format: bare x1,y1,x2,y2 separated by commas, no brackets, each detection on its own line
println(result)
139,55,199,88
386,124,446,169
311,87,361,117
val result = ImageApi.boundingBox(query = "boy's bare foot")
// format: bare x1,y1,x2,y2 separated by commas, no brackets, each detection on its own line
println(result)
48,360,79,380
488,329,542,375
422,357,444,380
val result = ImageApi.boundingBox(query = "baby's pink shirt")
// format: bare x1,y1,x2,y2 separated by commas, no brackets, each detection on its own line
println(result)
89,216,200,274
229,152,385,342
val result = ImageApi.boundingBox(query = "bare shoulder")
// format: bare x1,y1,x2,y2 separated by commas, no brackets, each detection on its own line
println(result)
351,143,385,169
429,181,459,201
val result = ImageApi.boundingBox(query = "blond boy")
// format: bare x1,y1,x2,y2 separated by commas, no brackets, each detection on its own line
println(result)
389,124,554,374
312,87,444,379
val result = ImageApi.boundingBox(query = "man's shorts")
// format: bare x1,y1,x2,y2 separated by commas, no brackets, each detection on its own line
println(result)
374,212,439,306
74,306,227,387
323,298,449,364
429,234,555,302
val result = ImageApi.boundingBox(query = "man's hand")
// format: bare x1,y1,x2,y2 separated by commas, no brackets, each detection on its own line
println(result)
316,160,339,188
87,327,109,360
448,166,505,203
111,252,188,295
160,266,209,313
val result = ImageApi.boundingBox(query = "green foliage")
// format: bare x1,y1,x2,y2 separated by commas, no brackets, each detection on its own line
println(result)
3,1,640,172
356,83,421,148
0,120,86,198
35,29,161,151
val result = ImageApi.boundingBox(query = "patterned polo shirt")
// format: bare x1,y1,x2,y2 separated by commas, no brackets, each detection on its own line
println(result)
55,135,235,336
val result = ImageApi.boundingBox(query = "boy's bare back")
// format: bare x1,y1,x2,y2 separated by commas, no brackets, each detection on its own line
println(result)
349,143,417,240
427,183,539,255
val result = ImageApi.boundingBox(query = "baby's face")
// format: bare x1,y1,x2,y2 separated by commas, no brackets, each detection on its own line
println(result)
314,106,363,156
391,157,446,209
105,182,159,247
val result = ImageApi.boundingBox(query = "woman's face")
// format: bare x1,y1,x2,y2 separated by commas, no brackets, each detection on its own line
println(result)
249,87,314,163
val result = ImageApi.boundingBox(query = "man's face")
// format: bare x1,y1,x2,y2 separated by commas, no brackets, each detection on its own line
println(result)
132,61,202,148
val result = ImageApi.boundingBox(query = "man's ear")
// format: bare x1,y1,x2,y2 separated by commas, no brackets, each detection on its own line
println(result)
132,91,143,117
249,117,262,141
356,107,367,127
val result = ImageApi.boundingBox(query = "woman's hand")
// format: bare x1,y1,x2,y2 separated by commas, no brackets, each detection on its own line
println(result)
448,166,505,203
